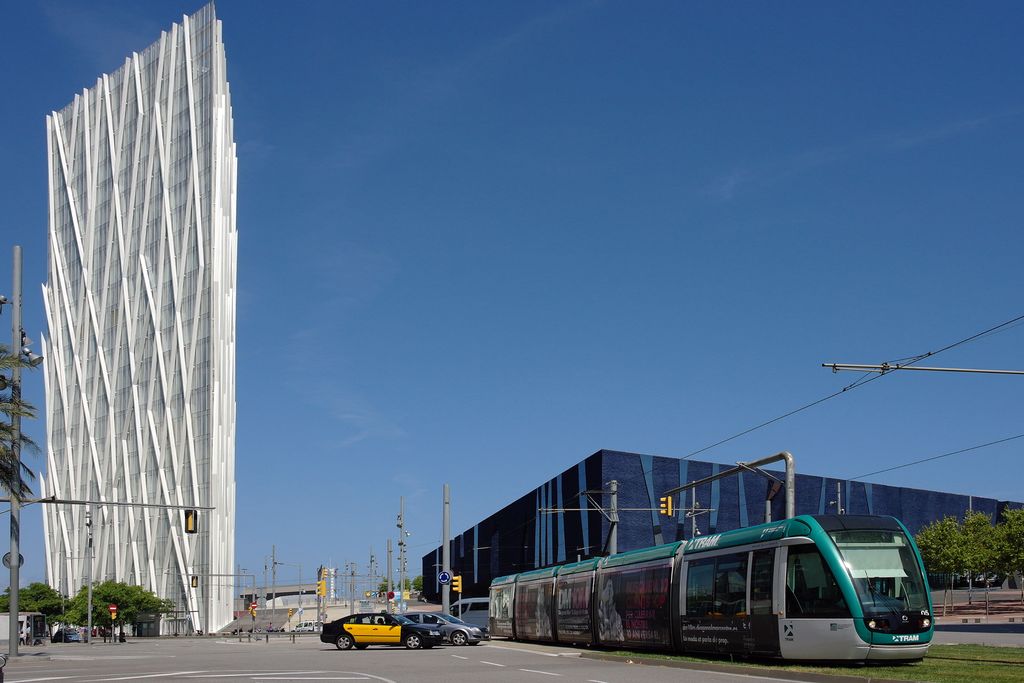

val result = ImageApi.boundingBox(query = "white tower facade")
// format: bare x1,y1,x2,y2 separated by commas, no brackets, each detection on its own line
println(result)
40,4,237,634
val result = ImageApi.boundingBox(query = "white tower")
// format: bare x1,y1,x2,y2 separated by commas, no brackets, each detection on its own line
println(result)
40,3,237,633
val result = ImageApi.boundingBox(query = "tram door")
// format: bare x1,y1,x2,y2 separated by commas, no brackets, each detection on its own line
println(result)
779,543,861,659
748,549,779,655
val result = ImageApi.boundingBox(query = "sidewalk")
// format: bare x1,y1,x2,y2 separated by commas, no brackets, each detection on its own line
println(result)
931,588,1024,624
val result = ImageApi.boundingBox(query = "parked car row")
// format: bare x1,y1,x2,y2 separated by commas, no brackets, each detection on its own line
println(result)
319,608,490,651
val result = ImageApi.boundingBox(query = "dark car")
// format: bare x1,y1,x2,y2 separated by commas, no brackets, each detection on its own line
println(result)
320,612,444,650
404,612,489,645
51,628,81,643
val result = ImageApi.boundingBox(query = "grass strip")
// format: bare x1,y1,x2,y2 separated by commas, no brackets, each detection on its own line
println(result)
586,644,1024,683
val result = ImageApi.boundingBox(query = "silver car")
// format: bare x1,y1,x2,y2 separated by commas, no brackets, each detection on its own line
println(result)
404,612,489,645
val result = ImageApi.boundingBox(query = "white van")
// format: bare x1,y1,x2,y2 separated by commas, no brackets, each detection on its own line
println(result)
293,621,321,633
449,598,489,629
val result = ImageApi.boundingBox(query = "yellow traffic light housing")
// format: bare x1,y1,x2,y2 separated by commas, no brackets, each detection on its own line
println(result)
452,575,462,593
658,495,674,516
288,608,295,618
184,509,198,534
317,579,327,597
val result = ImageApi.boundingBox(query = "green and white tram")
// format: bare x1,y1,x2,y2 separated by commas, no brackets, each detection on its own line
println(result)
489,514,933,661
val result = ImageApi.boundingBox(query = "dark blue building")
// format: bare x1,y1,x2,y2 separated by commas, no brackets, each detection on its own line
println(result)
422,449,1023,601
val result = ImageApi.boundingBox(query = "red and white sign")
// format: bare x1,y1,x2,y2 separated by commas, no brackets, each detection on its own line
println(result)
250,601,258,610
108,604,118,613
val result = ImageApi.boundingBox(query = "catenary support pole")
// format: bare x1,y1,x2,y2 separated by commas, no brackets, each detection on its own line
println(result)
608,480,618,555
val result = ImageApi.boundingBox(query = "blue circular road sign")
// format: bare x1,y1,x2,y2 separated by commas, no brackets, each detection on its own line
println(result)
438,571,452,585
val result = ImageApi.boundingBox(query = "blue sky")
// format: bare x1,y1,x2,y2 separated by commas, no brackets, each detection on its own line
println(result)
2,0,1022,589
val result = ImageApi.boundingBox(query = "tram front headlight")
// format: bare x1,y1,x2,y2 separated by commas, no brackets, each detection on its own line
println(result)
867,619,877,630
921,618,931,628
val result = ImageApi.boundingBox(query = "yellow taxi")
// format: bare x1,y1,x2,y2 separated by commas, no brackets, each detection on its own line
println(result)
320,612,444,650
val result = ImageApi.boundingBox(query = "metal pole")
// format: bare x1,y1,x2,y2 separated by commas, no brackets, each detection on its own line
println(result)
271,545,276,628
608,480,618,555
823,362,1024,375
349,564,355,615
442,484,450,615
86,507,93,643
8,246,21,658
665,451,797,520
692,489,698,537
386,539,393,615
397,497,405,613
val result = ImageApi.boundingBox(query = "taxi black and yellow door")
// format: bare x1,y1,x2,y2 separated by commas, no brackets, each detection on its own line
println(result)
376,615,402,644
343,615,377,644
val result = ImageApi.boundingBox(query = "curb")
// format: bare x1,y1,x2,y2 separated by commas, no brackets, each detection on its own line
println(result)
579,651,911,683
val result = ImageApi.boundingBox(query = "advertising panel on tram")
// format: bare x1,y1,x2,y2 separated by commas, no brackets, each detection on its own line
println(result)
488,576,515,638
595,558,674,649
554,560,598,644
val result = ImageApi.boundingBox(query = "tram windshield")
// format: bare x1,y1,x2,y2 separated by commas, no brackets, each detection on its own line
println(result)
829,529,929,615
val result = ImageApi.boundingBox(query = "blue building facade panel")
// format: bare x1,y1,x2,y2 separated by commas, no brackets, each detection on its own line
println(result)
422,449,1021,601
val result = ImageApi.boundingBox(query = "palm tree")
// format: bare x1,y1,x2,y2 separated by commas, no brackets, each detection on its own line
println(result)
0,343,38,501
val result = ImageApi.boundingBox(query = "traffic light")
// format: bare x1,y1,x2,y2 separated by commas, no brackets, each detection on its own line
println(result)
184,509,198,534
288,608,295,618
451,575,462,593
191,575,199,588
658,495,674,516
317,580,327,597
248,607,256,618
110,607,117,621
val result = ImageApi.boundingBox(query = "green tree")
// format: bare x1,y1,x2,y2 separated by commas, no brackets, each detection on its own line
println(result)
996,508,1024,603
961,510,998,605
63,581,173,631
377,576,416,594
0,582,67,625
0,344,40,500
916,516,964,614
412,575,423,592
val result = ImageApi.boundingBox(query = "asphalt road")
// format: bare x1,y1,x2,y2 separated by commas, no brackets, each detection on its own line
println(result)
4,627,1023,683
0,637,816,683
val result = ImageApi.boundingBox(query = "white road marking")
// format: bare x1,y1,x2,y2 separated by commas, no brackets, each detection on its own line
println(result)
485,645,564,657
84,673,206,682
186,674,322,679
8,677,82,682
480,661,506,667
451,654,469,660
50,657,176,661
518,670,561,677
252,678,369,681
588,680,610,683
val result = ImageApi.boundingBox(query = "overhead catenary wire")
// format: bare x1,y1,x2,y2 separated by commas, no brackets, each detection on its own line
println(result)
680,313,1024,461
435,314,1024,569
848,433,1024,481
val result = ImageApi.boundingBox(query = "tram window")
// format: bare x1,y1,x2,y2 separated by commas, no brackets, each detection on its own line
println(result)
714,554,748,617
685,559,715,617
750,549,774,615
786,545,850,618
686,554,748,617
